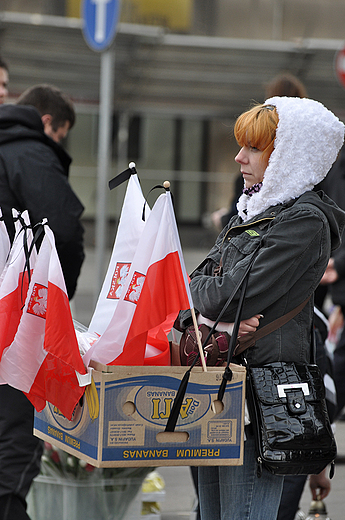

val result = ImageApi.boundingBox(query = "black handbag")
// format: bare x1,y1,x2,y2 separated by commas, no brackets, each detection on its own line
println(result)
204,250,337,478
213,272,337,477
244,358,337,477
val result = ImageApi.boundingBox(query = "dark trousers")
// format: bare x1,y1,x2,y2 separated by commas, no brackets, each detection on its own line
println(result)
0,495,31,520
0,385,43,520
276,475,307,520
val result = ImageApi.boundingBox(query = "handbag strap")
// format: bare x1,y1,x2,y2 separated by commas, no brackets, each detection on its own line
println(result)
197,240,263,364
164,242,262,433
234,296,311,356
217,287,311,402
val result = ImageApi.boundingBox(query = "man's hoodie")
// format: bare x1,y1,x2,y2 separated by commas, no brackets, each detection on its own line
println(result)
0,104,71,173
0,103,84,299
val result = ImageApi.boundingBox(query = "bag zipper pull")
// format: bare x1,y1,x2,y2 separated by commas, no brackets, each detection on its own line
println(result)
256,456,263,478
329,460,335,479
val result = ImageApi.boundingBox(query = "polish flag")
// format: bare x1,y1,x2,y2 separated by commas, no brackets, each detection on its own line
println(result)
86,172,169,364
0,210,36,361
0,224,87,420
83,190,193,367
88,174,149,336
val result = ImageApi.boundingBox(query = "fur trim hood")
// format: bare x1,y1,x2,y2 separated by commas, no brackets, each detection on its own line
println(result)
237,96,345,221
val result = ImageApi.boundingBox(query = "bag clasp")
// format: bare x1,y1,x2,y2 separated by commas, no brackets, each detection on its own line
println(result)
277,382,310,397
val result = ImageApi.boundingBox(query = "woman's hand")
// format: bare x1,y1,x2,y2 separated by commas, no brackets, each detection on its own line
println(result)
320,258,339,284
328,305,344,343
238,314,262,336
309,468,331,500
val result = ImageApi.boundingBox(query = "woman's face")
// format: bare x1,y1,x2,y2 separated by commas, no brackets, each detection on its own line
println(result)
235,146,268,188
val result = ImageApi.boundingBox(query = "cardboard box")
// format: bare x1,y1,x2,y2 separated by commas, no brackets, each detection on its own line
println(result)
34,363,246,467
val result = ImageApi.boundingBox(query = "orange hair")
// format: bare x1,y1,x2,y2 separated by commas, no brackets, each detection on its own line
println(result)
234,104,279,164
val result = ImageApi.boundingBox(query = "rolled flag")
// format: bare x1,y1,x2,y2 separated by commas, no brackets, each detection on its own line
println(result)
83,190,193,367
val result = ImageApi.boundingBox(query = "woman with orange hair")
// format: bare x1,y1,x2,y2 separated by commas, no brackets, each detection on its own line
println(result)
178,97,345,519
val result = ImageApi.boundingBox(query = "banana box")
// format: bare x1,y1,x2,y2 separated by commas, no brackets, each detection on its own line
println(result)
33,363,246,467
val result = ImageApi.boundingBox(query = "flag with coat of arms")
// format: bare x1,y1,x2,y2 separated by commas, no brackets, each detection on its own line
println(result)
0,210,36,361
83,186,193,367
88,173,150,336
0,221,87,420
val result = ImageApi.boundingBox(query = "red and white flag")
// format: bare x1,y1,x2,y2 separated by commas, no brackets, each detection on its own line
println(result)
83,190,193,367
0,224,87,420
0,210,36,361
88,173,149,336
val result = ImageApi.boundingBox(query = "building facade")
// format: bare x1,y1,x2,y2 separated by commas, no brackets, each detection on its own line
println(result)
1,1,345,235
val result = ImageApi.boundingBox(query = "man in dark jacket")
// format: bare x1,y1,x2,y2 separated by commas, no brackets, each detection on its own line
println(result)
0,84,85,520
0,84,84,298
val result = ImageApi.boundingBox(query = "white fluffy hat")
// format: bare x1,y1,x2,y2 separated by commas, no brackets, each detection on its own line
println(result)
237,96,345,221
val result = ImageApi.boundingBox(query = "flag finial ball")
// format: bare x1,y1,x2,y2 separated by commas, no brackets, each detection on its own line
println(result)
129,162,136,170
163,181,170,189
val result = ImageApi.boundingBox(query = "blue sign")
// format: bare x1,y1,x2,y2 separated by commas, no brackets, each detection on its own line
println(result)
82,0,120,52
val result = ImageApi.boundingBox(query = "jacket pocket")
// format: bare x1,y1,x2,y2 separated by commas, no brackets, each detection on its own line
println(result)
221,233,261,271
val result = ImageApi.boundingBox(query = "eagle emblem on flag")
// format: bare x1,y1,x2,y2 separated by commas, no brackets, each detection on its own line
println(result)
107,262,131,299
124,272,145,304
27,283,48,318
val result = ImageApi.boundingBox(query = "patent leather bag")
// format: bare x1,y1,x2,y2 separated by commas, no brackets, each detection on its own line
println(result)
244,356,337,477
220,284,337,477
214,255,337,478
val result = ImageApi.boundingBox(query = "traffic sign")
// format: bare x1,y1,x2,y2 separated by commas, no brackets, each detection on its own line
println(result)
82,0,120,52
335,46,345,89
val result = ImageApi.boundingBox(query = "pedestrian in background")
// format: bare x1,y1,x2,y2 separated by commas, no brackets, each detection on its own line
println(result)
265,72,308,99
318,144,345,418
265,73,335,520
0,58,9,105
0,83,85,520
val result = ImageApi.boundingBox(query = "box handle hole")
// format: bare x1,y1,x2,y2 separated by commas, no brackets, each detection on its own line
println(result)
122,401,136,416
211,400,224,414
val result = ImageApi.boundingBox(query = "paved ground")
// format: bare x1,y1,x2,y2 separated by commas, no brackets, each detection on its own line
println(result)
71,246,345,520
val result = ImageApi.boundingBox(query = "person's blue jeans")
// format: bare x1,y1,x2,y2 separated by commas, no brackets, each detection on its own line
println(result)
198,431,284,520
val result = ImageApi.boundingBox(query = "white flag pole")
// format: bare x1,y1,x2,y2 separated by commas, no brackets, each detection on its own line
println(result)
162,181,207,371
191,308,207,372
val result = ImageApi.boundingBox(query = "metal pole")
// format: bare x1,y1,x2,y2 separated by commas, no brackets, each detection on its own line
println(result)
116,111,129,217
272,0,284,40
95,48,115,300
